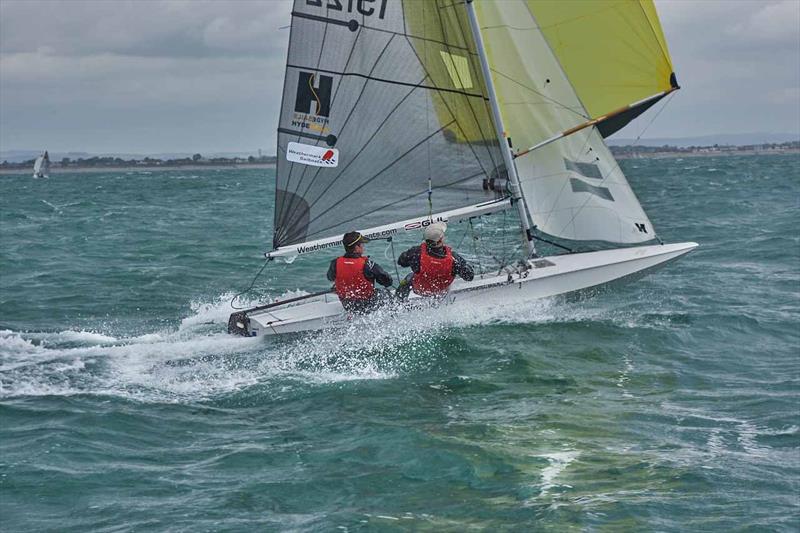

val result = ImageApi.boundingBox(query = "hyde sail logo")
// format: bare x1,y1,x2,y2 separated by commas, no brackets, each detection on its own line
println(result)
294,72,332,117
287,142,339,168
292,72,333,136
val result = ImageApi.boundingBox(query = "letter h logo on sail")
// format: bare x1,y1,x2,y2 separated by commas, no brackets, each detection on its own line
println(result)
295,72,332,117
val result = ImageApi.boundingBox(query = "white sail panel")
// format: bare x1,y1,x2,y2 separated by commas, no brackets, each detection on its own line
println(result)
272,0,507,250
516,129,654,242
474,0,655,243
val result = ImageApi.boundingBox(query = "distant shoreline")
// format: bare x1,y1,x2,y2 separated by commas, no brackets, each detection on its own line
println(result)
1,150,797,176
614,147,800,160
0,163,276,176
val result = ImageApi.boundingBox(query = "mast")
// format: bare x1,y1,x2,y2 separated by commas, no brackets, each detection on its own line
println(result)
465,0,536,257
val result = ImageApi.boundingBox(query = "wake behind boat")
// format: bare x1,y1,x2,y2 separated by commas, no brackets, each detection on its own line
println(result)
229,0,697,338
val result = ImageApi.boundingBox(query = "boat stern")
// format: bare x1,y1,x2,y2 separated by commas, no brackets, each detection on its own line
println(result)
227,311,254,336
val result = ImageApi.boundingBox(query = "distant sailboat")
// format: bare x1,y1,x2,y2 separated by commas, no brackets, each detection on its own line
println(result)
33,151,50,178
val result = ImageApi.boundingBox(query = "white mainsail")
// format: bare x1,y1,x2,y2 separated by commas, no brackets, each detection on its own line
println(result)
33,156,43,177
270,0,513,253
32,151,50,178
473,0,678,244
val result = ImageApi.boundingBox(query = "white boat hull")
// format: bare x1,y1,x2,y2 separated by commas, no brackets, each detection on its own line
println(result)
232,242,698,337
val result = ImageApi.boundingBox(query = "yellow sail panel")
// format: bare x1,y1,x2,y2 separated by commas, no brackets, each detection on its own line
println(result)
526,0,675,121
403,0,495,144
473,0,586,151
640,0,671,62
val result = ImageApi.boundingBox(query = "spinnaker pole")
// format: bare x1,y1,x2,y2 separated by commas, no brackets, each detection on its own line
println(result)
465,0,536,257
513,87,679,160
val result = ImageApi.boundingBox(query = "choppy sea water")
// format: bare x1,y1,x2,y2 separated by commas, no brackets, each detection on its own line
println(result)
1,155,798,531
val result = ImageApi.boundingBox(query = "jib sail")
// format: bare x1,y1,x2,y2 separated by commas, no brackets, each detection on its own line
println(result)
473,0,678,244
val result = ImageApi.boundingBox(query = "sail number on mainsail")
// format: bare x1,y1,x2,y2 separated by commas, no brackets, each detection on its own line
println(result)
305,0,389,20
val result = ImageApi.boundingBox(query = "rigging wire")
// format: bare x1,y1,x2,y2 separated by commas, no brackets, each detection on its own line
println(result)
498,207,508,270
469,218,484,277
230,258,272,310
629,91,677,245
424,25,434,221
427,176,433,220
632,91,677,147
455,219,470,249
384,237,401,283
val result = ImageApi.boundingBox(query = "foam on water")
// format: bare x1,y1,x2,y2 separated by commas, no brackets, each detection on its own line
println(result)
0,326,264,401
658,401,785,465
29,330,120,345
0,329,40,356
0,285,675,403
537,451,580,496
0,290,278,400
180,292,252,329
0,288,404,400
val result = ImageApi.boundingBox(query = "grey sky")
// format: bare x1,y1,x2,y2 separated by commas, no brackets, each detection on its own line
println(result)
1,0,798,154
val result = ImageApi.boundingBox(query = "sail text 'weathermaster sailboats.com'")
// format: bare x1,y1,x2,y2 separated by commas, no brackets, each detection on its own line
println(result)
229,0,697,337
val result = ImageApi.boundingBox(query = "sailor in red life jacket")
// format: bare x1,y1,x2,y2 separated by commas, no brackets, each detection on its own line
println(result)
327,231,393,313
395,222,474,299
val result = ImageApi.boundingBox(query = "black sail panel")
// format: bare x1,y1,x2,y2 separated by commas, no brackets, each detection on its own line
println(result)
273,0,505,249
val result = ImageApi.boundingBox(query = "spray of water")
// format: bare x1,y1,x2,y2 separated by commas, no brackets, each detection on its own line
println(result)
0,287,672,402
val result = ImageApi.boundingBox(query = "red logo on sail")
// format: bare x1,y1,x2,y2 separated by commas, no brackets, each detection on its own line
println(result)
286,142,339,168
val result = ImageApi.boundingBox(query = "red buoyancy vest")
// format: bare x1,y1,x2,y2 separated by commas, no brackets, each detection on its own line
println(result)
335,256,375,300
412,242,455,296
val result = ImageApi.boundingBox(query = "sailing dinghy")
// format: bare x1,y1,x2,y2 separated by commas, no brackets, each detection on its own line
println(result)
33,151,50,178
229,0,697,337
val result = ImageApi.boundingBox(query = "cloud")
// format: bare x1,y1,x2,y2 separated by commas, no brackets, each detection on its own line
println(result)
0,0,292,58
767,87,800,105
0,0,292,152
726,0,800,47
1,0,798,152
2,52,276,106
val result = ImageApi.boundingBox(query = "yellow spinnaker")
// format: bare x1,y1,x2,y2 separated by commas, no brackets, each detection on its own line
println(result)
526,0,675,124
